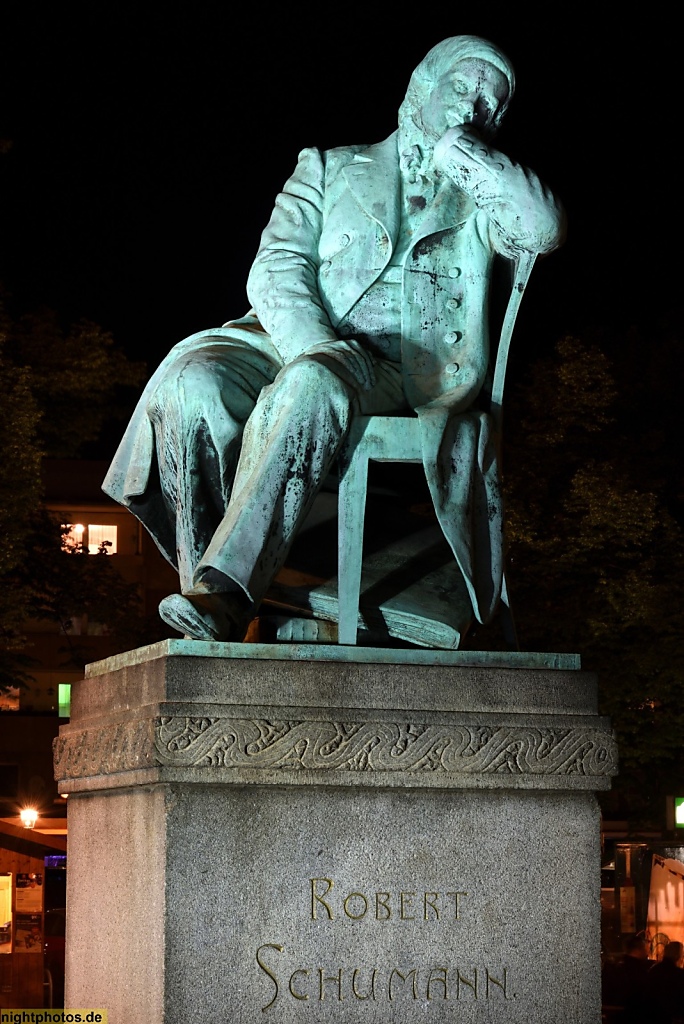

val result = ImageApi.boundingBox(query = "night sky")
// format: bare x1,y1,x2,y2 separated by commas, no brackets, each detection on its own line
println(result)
1,8,680,378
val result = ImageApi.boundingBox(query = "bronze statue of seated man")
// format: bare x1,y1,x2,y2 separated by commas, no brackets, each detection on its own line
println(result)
103,35,564,643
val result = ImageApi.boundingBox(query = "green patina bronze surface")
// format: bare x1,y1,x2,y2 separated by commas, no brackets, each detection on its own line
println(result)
103,35,564,649
85,639,580,677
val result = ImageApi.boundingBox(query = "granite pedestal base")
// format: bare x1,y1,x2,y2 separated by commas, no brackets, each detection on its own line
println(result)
54,640,617,1023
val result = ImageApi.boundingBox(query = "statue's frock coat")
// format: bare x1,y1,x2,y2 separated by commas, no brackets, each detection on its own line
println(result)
103,133,563,626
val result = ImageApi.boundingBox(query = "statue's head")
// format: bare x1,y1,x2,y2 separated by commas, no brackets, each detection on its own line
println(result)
400,36,515,143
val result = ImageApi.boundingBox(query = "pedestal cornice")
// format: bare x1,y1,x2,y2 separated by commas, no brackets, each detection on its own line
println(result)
55,642,617,793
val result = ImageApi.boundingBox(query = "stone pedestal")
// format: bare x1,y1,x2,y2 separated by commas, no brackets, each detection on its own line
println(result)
54,640,616,1023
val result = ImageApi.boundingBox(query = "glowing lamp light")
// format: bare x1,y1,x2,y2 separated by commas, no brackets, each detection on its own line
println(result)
20,808,38,829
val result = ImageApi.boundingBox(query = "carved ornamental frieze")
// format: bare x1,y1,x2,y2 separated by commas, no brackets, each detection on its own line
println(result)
54,713,617,784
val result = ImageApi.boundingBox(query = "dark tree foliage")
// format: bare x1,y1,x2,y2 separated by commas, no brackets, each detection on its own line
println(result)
0,333,43,689
0,301,146,691
20,510,145,662
6,307,145,457
504,329,684,824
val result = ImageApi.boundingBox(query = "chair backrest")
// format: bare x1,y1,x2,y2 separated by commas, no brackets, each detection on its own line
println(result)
344,251,538,466
335,252,538,647
490,251,537,434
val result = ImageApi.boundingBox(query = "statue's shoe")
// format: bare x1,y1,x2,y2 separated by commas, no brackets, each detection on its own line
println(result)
158,593,244,642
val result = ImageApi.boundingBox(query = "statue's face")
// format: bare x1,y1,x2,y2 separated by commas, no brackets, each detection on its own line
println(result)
420,57,509,139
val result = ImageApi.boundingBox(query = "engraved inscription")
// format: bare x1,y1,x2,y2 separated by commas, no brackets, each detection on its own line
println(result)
255,943,284,1012
256,944,516,1010
310,878,466,921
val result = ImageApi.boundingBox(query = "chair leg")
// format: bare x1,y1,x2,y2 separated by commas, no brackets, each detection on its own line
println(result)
338,450,369,644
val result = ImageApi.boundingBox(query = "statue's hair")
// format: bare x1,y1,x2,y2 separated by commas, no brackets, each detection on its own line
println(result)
399,35,516,140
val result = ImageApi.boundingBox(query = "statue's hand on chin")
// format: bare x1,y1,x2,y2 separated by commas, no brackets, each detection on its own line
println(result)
434,125,507,200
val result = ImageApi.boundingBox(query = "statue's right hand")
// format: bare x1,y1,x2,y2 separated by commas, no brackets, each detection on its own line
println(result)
434,126,506,198
303,339,377,391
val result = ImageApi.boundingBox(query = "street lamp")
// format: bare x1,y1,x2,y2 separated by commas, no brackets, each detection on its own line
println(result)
19,808,38,829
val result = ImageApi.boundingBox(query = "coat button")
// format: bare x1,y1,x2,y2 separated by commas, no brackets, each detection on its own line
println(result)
447,297,462,310
445,362,460,375
448,267,462,279
444,331,462,345
321,260,332,271
339,234,351,247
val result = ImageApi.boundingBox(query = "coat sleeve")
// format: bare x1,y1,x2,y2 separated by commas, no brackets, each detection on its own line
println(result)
436,133,566,259
247,147,339,363
482,158,566,259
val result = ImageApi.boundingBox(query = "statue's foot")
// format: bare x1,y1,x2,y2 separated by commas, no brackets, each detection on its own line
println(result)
158,592,249,642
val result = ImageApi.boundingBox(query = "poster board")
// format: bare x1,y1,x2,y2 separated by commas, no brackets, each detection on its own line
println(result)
15,873,44,914
14,914,42,953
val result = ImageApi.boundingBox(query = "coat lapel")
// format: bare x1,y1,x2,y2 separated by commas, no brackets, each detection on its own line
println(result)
342,133,401,247
410,181,473,246
342,133,474,252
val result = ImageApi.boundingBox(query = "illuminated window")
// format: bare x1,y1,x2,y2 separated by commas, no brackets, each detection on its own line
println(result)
87,524,117,554
0,687,19,712
62,524,117,554
62,523,86,551
58,684,71,718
